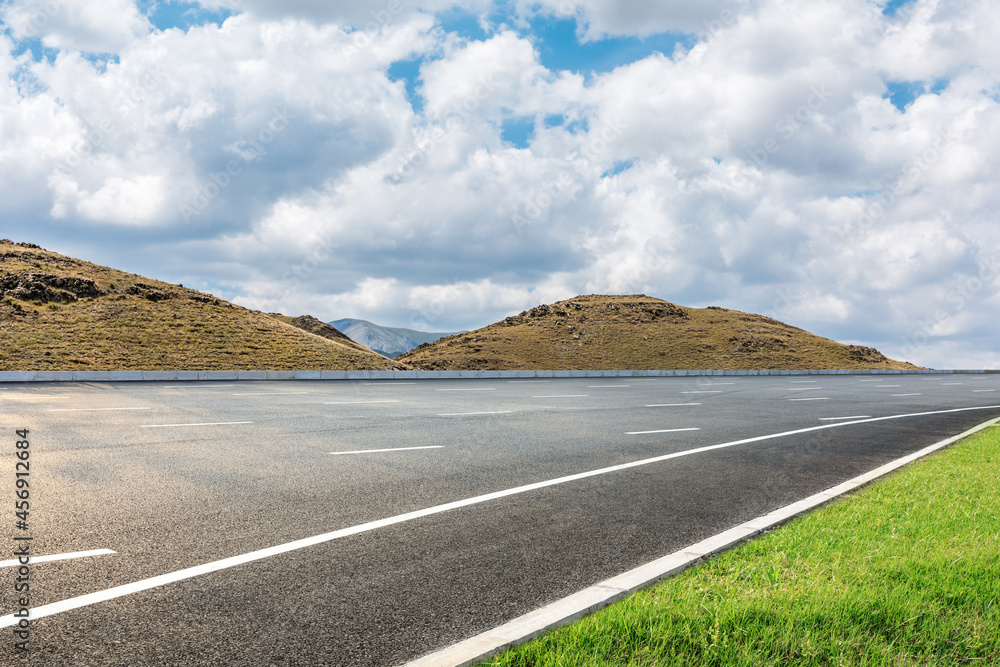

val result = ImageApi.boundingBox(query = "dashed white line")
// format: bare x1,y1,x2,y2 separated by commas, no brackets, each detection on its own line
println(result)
878,385,901,388
163,385,236,389
788,387,821,391
857,379,884,382
435,388,497,392
48,407,151,412
973,389,997,393
140,422,253,429
6,404,998,631
437,411,512,416
941,383,963,386
330,446,444,456
789,381,817,384
681,391,722,394
532,395,589,398
232,392,310,396
508,380,550,383
323,400,401,405
892,393,922,397
646,403,702,407
0,396,71,400
789,397,830,401
0,549,115,568
818,415,871,421
627,428,701,435
586,385,631,388
363,382,416,385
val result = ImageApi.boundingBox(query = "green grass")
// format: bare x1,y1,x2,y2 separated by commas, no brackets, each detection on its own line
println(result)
483,426,1000,666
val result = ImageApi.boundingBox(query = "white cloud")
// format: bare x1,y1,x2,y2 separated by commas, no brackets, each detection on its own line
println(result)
1,0,151,53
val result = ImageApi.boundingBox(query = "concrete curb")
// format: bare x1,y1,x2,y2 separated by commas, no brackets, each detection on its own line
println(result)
1,369,998,383
402,417,1000,667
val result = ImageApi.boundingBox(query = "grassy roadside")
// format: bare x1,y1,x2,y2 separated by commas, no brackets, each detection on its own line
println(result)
483,425,1000,666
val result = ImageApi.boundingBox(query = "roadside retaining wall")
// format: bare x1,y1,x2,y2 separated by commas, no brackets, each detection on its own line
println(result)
1,369,997,382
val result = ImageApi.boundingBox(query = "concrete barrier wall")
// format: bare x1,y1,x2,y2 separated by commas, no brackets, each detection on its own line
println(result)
0,369,997,383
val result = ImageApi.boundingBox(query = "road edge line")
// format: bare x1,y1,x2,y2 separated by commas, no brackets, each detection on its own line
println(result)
402,416,1000,667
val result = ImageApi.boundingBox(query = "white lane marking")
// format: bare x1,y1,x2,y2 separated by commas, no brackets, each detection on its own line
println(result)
707,383,735,385
0,549,116,568
788,387,821,391
789,381,817,383
0,396,71,400
942,383,963,385
406,416,1000,667
323,400,401,405
4,404,998,630
163,385,236,389
789,397,830,401
681,391,722,394
232,392,310,396
627,428,701,435
330,446,444,456
532,395,589,398
435,388,496,392
140,422,253,429
364,382,416,385
893,393,922,397
587,385,630,388
437,411,512,416
879,385,901,388
819,415,871,421
508,380,550,383
857,379,884,382
973,389,997,393
646,403,702,407
48,407,151,412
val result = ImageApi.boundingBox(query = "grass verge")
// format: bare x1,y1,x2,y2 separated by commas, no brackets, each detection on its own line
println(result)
483,425,1000,666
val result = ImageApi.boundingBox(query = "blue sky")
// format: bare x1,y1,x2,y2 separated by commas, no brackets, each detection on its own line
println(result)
2,0,999,369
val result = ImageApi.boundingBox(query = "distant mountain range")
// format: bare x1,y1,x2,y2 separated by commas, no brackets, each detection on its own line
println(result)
330,318,465,358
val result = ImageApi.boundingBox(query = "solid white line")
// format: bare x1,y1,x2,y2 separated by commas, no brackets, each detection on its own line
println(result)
437,411,512,416
232,392,310,396
0,549,115,568
818,415,871,421
627,428,701,435
330,446,444,455
532,395,589,398
435,388,496,392
7,404,997,631
48,407,151,412
323,400,401,405
140,422,253,429
789,397,830,401
405,415,1000,667
646,403,702,407
893,393,922,397
681,391,721,394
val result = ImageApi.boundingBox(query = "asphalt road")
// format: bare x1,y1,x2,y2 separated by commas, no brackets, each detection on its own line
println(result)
2,374,999,665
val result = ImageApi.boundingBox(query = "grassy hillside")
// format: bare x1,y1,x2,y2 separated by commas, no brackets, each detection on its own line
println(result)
0,240,402,371
397,294,922,371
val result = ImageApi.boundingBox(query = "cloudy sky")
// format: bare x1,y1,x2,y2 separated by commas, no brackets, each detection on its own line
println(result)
2,0,998,369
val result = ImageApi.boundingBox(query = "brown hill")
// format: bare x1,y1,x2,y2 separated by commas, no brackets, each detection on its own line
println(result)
396,294,922,371
0,240,403,371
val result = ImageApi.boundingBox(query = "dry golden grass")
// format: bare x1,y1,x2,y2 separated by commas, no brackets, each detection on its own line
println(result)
0,241,402,371
398,294,923,371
